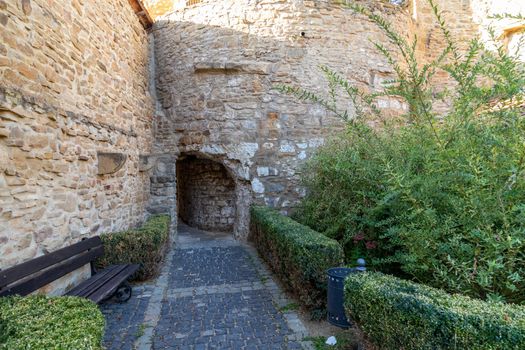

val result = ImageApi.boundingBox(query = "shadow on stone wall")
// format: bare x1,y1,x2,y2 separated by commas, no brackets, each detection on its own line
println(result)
177,154,236,233
148,1,427,239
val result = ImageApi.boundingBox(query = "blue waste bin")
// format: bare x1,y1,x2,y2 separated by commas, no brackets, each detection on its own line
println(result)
327,259,366,329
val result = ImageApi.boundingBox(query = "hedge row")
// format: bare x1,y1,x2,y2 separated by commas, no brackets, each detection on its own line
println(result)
345,272,525,350
250,206,344,310
0,296,105,350
96,214,171,281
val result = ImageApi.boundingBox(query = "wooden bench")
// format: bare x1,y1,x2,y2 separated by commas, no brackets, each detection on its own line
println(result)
0,236,139,304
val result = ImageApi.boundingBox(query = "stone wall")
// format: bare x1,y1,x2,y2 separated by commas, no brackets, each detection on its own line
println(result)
177,156,236,232
0,0,153,294
2,0,519,284
151,0,518,239
406,0,524,88
471,0,525,60
151,0,421,237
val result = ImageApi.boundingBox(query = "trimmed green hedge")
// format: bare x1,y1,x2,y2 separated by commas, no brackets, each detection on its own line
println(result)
345,272,525,350
96,214,171,281
0,296,105,350
250,205,344,310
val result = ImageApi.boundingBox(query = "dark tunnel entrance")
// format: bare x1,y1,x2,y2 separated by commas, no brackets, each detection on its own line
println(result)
176,155,236,233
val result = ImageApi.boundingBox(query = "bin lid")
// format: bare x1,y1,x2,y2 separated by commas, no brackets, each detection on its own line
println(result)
327,267,355,279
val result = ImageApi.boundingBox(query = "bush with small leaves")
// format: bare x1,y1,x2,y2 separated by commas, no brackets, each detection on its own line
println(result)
96,214,171,281
279,0,525,303
250,206,344,310
0,295,105,350
345,272,525,349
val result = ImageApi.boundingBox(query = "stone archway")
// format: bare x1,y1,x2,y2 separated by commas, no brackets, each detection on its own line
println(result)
176,154,237,234
148,152,251,240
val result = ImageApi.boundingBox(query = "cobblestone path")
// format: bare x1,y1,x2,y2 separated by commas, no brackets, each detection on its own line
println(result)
101,224,312,350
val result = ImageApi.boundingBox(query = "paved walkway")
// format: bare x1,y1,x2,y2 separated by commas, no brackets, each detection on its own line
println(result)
101,224,313,350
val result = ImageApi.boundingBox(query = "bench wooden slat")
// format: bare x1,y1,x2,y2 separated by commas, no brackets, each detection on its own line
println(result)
87,264,139,303
66,265,125,298
0,246,104,297
0,237,103,288
65,265,119,297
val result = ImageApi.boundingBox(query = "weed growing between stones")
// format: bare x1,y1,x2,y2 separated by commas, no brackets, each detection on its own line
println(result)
278,302,300,312
304,331,361,350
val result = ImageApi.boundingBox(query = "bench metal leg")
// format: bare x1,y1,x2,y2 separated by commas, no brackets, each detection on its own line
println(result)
114,281,132,303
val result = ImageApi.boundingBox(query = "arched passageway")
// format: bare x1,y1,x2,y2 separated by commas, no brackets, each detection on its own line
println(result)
176,155,236,233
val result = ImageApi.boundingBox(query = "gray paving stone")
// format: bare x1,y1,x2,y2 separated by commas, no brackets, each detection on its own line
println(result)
100,284,154,350
101,223,312,349
169,246,260,287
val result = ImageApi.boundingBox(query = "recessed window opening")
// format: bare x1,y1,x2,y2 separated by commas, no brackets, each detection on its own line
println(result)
176,155,236,233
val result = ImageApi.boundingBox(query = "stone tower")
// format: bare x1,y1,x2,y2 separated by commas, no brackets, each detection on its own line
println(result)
148,0,525,237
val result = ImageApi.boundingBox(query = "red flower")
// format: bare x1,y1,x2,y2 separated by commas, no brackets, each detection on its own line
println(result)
353,232,365,243
365,241,378,250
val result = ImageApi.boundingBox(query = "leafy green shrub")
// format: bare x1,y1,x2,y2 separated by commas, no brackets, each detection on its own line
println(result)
250,205,344,310
279,0,525,302
0,295,105,350
96,214,171,281
292,127,394,268
344,272,525,350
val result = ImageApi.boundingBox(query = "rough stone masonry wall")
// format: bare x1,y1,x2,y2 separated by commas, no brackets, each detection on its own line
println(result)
471,0,525,61
152,0,414,238
177,156,236,232
405,0,524,99
0,0,153,294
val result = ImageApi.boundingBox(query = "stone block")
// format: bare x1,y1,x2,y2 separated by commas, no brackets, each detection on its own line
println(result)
97,152,126,175
139,154,157,172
